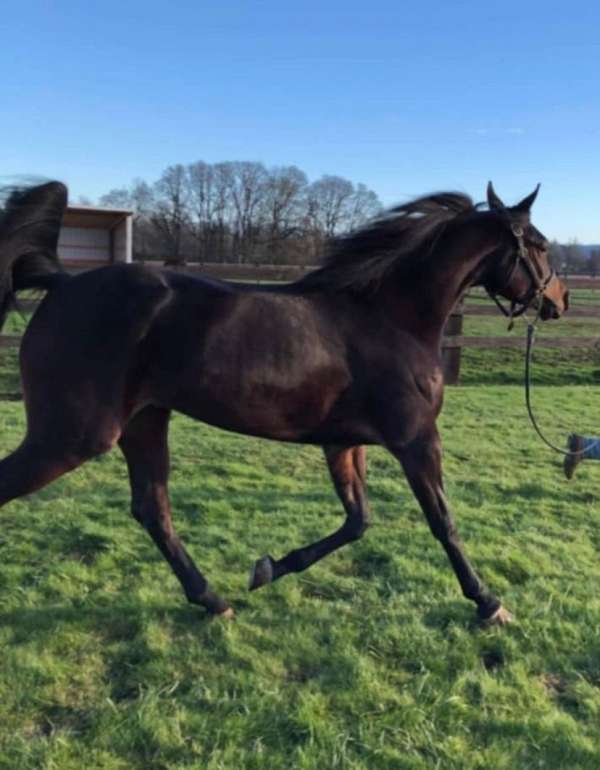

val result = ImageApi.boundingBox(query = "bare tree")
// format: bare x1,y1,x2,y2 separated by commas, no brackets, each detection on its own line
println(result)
211,162,236,261
130,179,154,216
261,165,308,260
225,161,268,261
346,183,382,231
304,175,381,259
152,165,189,264
129,180,157,260
99,187,131,208
99,182,159,260
307,175,354,238
548,240,564,272
186,161,218,261
98,162,381,264
590,249,600,278
563,240,586,276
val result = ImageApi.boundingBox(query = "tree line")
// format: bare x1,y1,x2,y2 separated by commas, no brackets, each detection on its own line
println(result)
548,241,600,276
98,167,599,271
99,162,382,265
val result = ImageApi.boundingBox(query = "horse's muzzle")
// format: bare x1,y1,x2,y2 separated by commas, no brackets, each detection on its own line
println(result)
538,286,569,320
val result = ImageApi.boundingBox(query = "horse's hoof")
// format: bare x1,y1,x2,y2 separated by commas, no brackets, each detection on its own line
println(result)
482,605,514,626
217,606,235,620
249,555,275,591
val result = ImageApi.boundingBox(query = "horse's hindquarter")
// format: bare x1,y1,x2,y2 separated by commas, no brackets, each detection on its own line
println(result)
146,285,365,441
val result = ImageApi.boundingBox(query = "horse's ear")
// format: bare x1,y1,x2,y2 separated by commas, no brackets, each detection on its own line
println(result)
486,181,505,210
514,183,540,213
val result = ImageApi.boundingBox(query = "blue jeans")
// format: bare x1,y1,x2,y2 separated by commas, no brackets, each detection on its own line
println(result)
582,436,600,460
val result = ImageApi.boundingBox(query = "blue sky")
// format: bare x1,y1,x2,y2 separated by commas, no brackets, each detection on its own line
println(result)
2,0,600,241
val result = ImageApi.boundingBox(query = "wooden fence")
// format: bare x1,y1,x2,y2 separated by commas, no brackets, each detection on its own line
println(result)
441,300,600,384
2,262,599,387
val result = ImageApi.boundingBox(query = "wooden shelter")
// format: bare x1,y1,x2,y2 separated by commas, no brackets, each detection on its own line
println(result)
58,205,133,267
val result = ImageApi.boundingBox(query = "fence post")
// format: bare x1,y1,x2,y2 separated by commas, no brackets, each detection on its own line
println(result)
442,299,464,385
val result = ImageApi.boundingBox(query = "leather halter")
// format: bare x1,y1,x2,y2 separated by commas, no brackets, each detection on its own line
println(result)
487,223,556,328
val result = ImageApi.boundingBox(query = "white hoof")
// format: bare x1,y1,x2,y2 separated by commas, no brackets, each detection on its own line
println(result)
483,605,514,626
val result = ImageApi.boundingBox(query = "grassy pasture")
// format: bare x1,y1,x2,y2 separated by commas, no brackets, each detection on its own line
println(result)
459,287,600,386
1,284,600,768
1,383,600,769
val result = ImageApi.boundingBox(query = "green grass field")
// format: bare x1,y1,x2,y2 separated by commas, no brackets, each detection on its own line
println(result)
459,288,600,386
1,285,600,768
1,383,600,769
460,289,600,386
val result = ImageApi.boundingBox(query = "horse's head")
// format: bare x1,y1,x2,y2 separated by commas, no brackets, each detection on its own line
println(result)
482,182,568,321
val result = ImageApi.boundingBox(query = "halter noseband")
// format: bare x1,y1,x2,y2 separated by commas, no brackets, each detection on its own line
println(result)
487,222,556,329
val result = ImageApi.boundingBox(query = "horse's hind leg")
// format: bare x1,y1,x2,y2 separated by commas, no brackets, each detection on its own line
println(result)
249,445,370,589
118,406,232,617
0,438,85,507
0,398,126,511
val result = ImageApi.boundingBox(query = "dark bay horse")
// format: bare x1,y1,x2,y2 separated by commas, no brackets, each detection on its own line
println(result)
0,181,568,624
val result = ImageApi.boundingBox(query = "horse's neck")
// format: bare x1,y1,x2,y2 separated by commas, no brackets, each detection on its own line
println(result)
381,222,504,347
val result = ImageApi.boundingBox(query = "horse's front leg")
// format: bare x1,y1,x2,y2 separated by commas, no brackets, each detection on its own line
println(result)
390,427,512,625
249,445,369,590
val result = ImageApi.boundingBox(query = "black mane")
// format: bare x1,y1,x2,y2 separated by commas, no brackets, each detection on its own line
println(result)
298,192,475,293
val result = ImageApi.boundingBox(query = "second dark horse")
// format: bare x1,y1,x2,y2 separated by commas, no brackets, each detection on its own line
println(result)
0,182,568,623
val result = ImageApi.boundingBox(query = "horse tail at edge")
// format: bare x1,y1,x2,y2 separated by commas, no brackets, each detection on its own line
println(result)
0,181,69,330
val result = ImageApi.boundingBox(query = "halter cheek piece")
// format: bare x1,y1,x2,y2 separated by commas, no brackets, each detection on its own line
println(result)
487,223,556,329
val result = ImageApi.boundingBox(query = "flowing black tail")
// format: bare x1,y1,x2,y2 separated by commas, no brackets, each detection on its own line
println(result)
0,181,68,329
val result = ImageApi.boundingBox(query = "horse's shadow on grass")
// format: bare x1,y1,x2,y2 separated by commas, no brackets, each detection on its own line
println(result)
421,600,478,631
0,601,222,648
0,601,247,706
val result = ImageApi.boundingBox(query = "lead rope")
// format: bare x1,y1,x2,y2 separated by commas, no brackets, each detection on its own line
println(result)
525,320,596,456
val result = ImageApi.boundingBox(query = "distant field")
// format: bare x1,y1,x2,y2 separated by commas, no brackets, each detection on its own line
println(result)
444,285,600,386
1,387,600,769
460,287,600,386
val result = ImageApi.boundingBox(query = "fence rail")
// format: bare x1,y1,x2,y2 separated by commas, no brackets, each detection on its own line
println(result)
461,303,600,317
442,335,600,349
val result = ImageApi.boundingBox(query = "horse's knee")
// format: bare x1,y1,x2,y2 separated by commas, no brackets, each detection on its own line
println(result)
131,503,157,531
131,496,173,539
428,514,457,544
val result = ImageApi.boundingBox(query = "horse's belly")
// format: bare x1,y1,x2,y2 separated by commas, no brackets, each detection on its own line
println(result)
173,379,329,437
160,367,369,443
